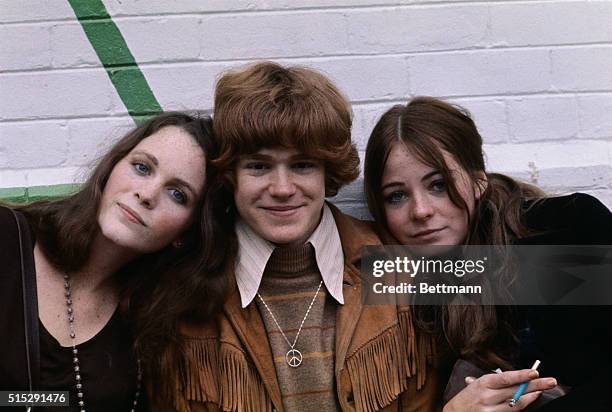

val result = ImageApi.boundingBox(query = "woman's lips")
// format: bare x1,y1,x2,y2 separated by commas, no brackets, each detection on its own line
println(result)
117,203,146,226
411,228,444,238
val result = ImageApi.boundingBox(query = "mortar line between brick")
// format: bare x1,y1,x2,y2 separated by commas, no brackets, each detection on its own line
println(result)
66,0,162,124
3,41,611,76
2,92,612,125
0,0,582,24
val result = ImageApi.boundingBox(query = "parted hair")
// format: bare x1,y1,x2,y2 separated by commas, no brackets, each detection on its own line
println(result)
365,96,543,248
212,61,360,197
364,96,545,369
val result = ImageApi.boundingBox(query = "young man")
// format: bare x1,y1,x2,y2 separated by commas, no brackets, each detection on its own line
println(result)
169,62,441,412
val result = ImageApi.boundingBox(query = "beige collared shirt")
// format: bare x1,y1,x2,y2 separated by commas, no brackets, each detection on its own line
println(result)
235,203,345,308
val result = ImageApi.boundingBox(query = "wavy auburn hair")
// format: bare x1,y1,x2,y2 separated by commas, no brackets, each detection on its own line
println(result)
212,61,360,197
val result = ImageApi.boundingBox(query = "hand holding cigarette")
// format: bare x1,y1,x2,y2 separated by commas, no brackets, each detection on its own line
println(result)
443,362,557,412
509,360,541,408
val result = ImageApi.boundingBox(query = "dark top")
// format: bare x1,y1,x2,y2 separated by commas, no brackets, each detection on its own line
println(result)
0,206,143,411
515,193,612,411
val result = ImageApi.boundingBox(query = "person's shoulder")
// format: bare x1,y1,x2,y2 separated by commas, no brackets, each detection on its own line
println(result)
327,203,381,243
522,193,612,243
0,206,22,280
525,193,610,222
0,205,19,240
178,313,220,339
543,192,607,211
0,204,17,221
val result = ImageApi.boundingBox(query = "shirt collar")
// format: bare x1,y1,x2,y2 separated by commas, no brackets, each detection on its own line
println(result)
235,203,345,308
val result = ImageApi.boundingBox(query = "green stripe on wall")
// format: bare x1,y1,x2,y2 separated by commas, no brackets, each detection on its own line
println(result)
2,4,162,203
67,0,162,124
0,184,80,204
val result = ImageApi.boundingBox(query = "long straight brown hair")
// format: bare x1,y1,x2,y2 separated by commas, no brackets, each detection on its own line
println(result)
16,113,235,402
364,97,544,368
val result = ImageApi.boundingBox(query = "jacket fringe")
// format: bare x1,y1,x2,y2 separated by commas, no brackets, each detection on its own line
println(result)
219,344,273,412
172,338,219,412
346,309,435,412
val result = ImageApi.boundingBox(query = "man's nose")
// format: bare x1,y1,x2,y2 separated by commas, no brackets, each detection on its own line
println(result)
268,168,296,198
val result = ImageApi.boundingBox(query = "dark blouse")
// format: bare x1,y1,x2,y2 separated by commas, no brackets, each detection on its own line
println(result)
0,207,144,411
515,193,612,411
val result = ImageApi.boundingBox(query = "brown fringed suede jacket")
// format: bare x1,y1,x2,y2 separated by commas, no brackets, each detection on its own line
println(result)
169,205,442,412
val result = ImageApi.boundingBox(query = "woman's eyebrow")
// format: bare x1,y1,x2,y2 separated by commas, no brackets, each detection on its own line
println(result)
381,181,404,191
382,170,441,191
421,170,441,181
131,150,159,166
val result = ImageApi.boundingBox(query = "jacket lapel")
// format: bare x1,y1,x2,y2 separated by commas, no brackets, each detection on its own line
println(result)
223,286,284,411
335,265,363,374
327,203,381,374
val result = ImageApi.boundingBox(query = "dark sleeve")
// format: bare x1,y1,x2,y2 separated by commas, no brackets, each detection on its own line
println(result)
0,206,30,389
563,193,612,243
518,195,612,410
537,369,612,412
521,193,612,244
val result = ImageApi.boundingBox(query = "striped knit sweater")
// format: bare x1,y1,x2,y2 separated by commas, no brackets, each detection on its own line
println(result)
255,243,340,412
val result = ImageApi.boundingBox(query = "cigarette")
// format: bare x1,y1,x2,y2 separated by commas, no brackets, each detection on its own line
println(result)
509,360,541,408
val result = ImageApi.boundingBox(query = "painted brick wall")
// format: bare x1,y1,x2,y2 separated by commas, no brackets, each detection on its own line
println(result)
1,0,611,217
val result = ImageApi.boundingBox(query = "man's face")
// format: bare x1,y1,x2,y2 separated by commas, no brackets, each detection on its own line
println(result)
234,147,326,247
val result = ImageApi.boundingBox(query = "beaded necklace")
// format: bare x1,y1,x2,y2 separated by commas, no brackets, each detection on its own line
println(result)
63,274,142,411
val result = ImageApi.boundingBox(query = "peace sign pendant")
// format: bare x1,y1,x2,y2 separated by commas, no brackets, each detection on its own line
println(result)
286,348,303,368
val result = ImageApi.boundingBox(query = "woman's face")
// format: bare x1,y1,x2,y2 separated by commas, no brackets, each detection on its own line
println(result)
380,143,480,246
98,126,206,253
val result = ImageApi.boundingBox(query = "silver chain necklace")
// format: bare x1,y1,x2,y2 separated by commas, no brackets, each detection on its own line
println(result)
63,274,142,412
257,280,323,368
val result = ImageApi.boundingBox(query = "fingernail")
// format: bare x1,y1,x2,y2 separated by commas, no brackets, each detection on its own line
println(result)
528,370,539,379
547,378,557,386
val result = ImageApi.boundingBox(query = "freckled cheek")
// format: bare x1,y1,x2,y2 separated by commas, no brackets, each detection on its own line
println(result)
385,208,410,240
446,210,469,242
102,171,138,203
150,210,193,240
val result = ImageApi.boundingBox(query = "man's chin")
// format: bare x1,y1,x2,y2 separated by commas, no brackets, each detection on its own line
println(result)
266,230,309,247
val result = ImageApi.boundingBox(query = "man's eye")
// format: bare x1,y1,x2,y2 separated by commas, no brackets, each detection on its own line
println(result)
430,179,447,193
246,162,269,170
293,162,315,170
133,162,150,175
385,191,407,204
169,188,187,204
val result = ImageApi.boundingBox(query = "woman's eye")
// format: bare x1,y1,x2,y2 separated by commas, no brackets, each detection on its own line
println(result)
133,162,150,175
385,191,407,204
430,179,447,193
169,188,187,205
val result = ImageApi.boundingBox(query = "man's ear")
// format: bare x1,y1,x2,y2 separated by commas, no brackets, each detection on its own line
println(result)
474,171,488,200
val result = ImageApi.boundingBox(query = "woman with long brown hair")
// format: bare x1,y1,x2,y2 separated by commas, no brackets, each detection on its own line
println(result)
364,96,612,411
0,113,231,411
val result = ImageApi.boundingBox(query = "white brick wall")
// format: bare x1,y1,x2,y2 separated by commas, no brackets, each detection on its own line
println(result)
1,0,611,215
